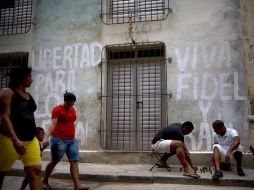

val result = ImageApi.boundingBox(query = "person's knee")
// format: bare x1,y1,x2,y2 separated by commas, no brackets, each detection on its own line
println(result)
70,160,78,165
25,165,41,177
213,146,220,153
170,141,184,153
212,146,222,161
173,140,184,147
170,140,184,151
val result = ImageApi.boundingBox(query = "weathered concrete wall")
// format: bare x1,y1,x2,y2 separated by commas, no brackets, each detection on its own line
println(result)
29,0,103,150
163,0,248,151
0,0,253,155
101,0,249,152
108,0,249,151
240,0,254,148
0,25,32,52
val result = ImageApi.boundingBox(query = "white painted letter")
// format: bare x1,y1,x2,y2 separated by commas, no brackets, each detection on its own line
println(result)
45,93,61,116
175,47,190,72
199,101,212,122
177,73,192,100
197,122,212,150
192,45,197,70
218,41,231,69
90,42,103,67
52,47,62,70
43,48,53,69
55,69,66,92
202,46,216,69
234,72,246,100
67,69,76,92
34,74,45,93
201,73,218,100
73,43,82,69
44,72,54,93
80,44,90,68
219,73,232,100
193,73,198,100
63,45,74,69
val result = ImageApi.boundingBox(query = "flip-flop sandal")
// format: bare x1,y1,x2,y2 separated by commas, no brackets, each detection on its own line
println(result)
183,172,200,179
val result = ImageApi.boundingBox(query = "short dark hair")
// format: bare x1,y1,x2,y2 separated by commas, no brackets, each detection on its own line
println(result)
36,127,44,134
212,120,224,128
182,121,194,130
64,91,76,102
8,67,32,88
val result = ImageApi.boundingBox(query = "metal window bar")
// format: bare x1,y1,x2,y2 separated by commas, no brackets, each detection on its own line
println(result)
0,52,28,89
0,0,32,36
138,60,162,150
101,0,171,24
100,42,168,151
111,60,135,150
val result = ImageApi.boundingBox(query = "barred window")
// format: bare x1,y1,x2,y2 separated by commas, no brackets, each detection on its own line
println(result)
101,0,170,24
0,52,28,89
0,0,32,36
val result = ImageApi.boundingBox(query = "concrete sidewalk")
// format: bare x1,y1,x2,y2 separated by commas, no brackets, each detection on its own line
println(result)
7,160,254,188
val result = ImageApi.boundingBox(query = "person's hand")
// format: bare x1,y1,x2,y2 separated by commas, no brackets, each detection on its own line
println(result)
43,141,49,148
191,165,198,172
225,153,231,163
42,137,49,148
12,138,26,155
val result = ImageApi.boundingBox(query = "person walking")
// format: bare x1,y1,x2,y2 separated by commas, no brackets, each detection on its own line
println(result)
42,92,89,190
0,67,42,190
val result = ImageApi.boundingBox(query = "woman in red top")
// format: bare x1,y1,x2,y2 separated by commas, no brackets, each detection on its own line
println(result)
42,92,89,190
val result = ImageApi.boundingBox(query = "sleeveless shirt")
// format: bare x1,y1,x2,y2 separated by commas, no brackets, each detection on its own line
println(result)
10,89,37,141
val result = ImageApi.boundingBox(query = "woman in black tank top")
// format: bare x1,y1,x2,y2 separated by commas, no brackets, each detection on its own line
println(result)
0,67,42,190
10,89,37,141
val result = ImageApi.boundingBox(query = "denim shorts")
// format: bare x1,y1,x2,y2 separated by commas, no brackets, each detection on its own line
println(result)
50,135,79,162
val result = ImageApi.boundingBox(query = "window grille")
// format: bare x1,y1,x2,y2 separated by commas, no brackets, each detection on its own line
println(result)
100,42,168,151
0,0,32,36
101,0,171,24
0,52,28,89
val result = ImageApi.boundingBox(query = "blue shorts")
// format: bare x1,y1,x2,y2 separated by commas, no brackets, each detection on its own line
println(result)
50,135,79,162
